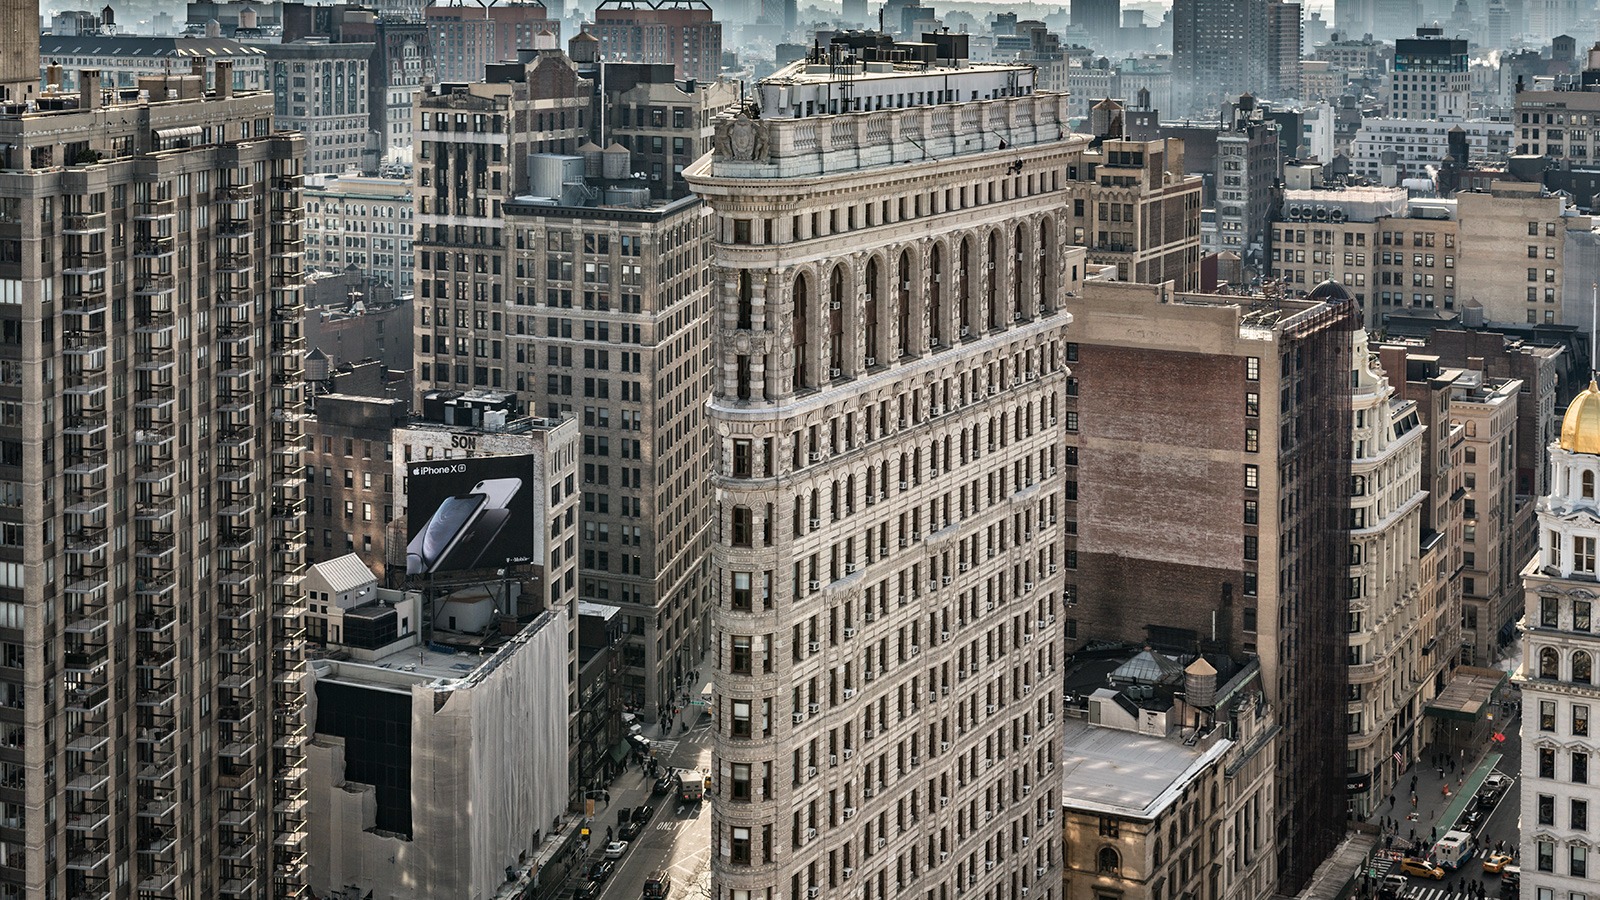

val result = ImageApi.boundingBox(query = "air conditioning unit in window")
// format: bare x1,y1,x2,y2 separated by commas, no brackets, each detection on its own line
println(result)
864,610,877,623
941,631,952,642
1045,808,1055,820
808,517,822,530
940,740,951,751
941,575,953,586
959,562,970,572
808,702,821,714
986,704,997,714
844,626,858,638
843,748,854,760
910,755,921,767
843,867,855,879
830,368,842,378
865,786,876,798
865,356,877,367
988,385,999,395
941,850,950,862
793,712,806,724
961,327,971,337
843,807,857,820
910,645,921,657
830,300,842,310
1022,733,1032,744
844,563,859,575
808,885,820,898
806,767,818,780
985,860,995,873
1046,712,1056,724
844,688,857,700
1036,867,1047,878
808,581,821,592
877,837,887,849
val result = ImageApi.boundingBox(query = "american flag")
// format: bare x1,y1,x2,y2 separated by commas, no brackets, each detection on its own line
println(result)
1393,751,1404,765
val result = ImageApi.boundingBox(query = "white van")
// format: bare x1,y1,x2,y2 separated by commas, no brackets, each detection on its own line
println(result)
1432,830,1476,870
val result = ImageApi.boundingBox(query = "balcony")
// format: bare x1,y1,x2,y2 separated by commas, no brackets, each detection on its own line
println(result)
216,218,253,239
62,250,108,277
62,212,107,234
136,861,178,895
65,844,110,872
137,835,176,860
64,767,110,796
65,805,110,833
134,199,176,221
63,646,109,673
61,288,107,319
137,755,178,785
217,184,253,203
134,574,176,602
133,237,175,259
134,275,175,296
218,876,260,897
65,684,109,716
217,253,253,275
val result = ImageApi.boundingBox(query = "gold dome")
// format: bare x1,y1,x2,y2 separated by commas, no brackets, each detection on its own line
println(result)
1561,380,1600,454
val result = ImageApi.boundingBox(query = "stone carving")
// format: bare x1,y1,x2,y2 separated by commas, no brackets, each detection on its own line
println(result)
717,115,769,162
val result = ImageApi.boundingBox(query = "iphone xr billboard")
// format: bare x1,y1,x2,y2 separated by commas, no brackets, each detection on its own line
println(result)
404,456,538,575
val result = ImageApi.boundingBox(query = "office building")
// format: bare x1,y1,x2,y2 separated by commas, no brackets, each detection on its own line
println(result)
266,40,375,174
1452,370,1526,665
1517,381,1600,899
585,0,722,84
1061,279,1358,893
0,58,310,899
1388,27,1469,121
37,35,270,91
585,58,739,200
304,572,572,899
412,50,591,396
304,171,416,292
1070,0,1120,44
0,0,38,104
1346,118,1510,185
1456,184,1571,327
1060,654,1278,900
426,1,561,84
1171,0,1300,118
688,34,1076,900
1342,331,1438,817
1068,129,1204,290
504,182,714,719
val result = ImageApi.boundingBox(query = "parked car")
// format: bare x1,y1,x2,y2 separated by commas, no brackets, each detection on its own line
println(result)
589,860,616,883
604,840,630,859
632,804,655,826
653,773,676,796
619,820,642,841
574,880,602,900
1399,858,1445,880
1377,874,1408,900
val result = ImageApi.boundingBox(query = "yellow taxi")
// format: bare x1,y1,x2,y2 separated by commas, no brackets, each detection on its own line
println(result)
1399,858,1446,880
1483,853,1515,874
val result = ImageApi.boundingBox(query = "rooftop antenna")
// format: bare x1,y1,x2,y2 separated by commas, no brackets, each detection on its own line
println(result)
1591,282,1597,382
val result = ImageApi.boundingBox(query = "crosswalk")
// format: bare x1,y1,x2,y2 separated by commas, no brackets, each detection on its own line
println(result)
1406,887,1493,900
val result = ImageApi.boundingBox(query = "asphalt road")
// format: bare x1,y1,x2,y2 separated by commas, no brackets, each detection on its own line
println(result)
600,709,716,900
1408,706,1522,900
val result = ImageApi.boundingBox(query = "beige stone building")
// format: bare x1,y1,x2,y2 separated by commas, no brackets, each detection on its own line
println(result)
688,43,1076,900
1344,332,1439,816
1455,183,1571,327
1453,370,1526,665
1059,655,1277,900
504,189,713,719
1270,179,1574,329
1068,136,1203,290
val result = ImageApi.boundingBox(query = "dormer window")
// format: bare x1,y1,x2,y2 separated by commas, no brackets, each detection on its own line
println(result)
1580,536,1597,574
1585,470,1595,500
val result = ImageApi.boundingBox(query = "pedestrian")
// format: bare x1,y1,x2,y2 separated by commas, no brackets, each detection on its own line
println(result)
1389,794,1396,810
1411,793,1419,808
1438,765,1445,779
1411,776,1418,790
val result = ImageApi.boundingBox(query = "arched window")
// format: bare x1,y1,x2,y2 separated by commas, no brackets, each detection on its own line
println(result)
1584,470,1595,500
865,257,881,366
793,273,811,389
1541,646,1561,680
1013,224,1027,320
929,244,944,346
897,250,912,357
1038,219,1053,310
1577,651,1593,685
957,238,972,332
1097,847,1120,875
828,265,845,376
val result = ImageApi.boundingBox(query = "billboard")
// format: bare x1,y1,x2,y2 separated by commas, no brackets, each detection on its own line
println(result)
405,455,541,575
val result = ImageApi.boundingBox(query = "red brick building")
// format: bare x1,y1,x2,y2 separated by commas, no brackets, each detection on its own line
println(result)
585,0,721,83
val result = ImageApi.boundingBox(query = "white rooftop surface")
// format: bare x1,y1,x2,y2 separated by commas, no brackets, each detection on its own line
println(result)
762,58,1033,86
1057,718,1231,819
307,552,376,595
315,640,499,691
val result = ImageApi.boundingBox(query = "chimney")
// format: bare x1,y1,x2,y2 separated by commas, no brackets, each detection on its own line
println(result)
80,69,102,109
214,60,233,98
190,57,207,78
46,62,64,90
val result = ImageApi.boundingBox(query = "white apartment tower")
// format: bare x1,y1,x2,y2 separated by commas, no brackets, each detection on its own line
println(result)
688,35,1078,900
1521,381,1600,891
1345,332,1434,817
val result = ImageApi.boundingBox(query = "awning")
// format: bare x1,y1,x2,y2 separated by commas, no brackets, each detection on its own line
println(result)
1425,665,1508,722
155,125,203,142
692,681,713,707
609,739,631,763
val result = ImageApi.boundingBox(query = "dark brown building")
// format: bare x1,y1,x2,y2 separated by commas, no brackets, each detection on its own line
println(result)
1063,278,1358,893
306,393,408,577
